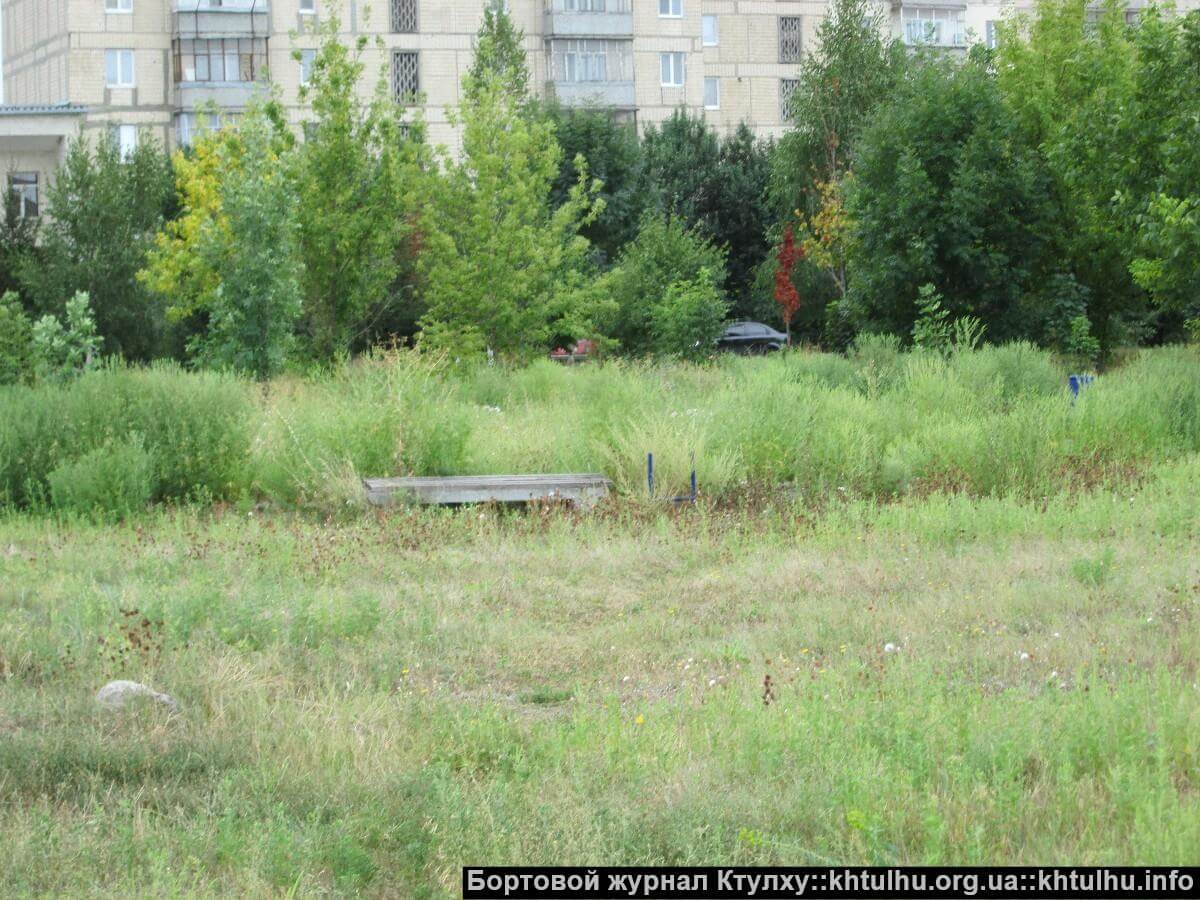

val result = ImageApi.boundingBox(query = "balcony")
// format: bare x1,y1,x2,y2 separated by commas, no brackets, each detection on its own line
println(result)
544,0,633,39
173,35,268,110
547,80,635,109
174,1,269,40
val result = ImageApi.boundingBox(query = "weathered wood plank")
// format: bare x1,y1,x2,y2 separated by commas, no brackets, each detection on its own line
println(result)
363,474,612,510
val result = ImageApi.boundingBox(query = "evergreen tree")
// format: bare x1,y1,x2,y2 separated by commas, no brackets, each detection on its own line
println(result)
18,133,174,361
0,179,39,301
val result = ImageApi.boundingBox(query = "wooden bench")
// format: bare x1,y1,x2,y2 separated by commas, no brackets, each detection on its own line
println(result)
363,474,612,510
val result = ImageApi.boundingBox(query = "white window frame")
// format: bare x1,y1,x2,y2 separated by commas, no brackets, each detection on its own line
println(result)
9,173,38,219
112,124,139,161
901,6,967,47
658,0,682,19
702,15,719,46
105,0,133,13
105,49,135,87
299,49,317,85
984,20,998,48
660,51,685,87
704,76,719,109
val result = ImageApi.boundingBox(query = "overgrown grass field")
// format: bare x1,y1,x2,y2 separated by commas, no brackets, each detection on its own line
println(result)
1,346,1198,894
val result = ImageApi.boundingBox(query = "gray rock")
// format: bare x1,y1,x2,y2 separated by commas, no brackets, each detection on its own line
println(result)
95,680,179,712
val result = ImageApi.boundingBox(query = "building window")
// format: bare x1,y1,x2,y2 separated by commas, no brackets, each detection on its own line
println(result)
781,78,800,121
173,38,268,83
105,49,135,87
105,0,133,12
112,124,139,160
392,51,420,104
9,173,38,219
391,0,417,33
779,17,803,62
299,0,315,12
702,15,718,46
985,20,998,48
550,39,632,82
660,52,685,87
658,0,682,18
901,6,967,47
704,76,719,109
176,111,236,147
300,49,317,85
563,0,612,9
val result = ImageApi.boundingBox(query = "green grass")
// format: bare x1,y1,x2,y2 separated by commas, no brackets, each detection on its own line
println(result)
3,344,1198,516
1,451,1198,894
2,347,1198,893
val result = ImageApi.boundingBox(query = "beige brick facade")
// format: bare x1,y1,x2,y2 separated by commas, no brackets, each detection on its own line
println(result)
2,0,1195,200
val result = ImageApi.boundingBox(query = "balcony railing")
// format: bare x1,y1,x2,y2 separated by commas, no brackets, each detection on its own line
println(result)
176,1,269,9
174,0,269,39
547,80,636,109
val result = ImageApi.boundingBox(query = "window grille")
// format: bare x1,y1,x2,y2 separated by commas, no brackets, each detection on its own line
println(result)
391,0,417,33
392,51,420,104
780,78,801,121
779,17,803,62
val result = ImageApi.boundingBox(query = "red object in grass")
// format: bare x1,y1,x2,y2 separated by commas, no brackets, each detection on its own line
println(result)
773,225,803,345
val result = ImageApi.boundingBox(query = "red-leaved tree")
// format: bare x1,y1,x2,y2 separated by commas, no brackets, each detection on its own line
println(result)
773,225,803,345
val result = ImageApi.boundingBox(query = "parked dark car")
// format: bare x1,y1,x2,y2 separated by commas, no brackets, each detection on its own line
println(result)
716,321,788,354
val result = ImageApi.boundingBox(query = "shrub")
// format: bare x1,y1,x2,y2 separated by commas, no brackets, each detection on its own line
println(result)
650,269,728,361
47,436,155,520
911,284,951,353
0,364,253,511
597,215,728,356
1065,315,1101,371
30,291,101,382
0,290,32,385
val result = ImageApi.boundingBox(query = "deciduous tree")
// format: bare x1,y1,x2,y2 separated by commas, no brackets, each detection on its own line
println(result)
293,15,431,359
418,74,602,358
193,104,304,378
773,226,803,344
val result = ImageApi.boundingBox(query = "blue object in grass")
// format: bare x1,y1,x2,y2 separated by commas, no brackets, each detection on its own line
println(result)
1069,374,1095,400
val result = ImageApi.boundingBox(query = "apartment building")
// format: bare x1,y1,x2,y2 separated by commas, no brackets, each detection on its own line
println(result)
0,0,1186,220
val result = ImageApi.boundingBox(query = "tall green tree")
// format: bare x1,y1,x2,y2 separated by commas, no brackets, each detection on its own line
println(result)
546,104,647,265
193,104,304,378
418,73,602,358
293,14,431,359
141,103,293,355
994,0,1155,350
17,133,174,361
1124,10,1200,335
846,56,1057,341
768,0,906,218
642,112,771,316
466,3,531,107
